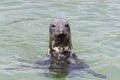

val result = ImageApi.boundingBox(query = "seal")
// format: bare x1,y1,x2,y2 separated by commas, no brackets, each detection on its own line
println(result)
47,19,79,69
34,19,106,78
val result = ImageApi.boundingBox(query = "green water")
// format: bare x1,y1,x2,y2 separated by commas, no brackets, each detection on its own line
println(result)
0,0,120,80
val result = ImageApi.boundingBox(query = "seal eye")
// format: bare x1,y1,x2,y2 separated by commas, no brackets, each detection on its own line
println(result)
51,24,55,28
65,24,69,28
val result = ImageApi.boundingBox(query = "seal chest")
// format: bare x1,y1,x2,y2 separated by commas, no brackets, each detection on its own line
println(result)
47,19,78,69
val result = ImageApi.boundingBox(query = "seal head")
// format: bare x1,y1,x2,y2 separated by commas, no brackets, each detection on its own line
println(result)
49,19,71,45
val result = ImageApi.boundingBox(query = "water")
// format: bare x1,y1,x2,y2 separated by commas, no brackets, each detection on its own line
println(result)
0,0,120,80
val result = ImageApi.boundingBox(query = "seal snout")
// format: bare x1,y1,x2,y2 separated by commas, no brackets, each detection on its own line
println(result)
55,28,67,37
58,28,65,35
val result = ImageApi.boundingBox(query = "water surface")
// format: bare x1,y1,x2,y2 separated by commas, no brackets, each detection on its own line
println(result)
0,0,120,80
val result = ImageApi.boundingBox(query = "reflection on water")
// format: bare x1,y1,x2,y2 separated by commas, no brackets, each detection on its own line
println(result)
25,56,106,79
2,56,106,80
46,69,68,80
47,63,106,79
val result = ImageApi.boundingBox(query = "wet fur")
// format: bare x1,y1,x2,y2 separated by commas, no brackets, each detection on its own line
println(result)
47,19,78,69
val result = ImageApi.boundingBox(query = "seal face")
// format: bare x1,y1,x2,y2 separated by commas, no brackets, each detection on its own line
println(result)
49,19,71,47
47,19,78,69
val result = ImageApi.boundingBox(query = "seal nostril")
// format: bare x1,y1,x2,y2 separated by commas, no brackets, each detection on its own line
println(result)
59,31,63,34
59,29,64,34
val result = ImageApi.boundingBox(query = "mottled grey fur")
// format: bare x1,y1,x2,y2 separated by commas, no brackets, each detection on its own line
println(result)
47,19,78,69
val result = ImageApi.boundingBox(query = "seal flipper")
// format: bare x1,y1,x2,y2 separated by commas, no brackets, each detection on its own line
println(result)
68,59,106,78
84,68,106,78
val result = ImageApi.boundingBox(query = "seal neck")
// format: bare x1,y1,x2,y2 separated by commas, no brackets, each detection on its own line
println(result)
49,36,73,53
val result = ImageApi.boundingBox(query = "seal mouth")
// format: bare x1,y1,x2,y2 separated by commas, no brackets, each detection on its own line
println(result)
54,33,68,41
